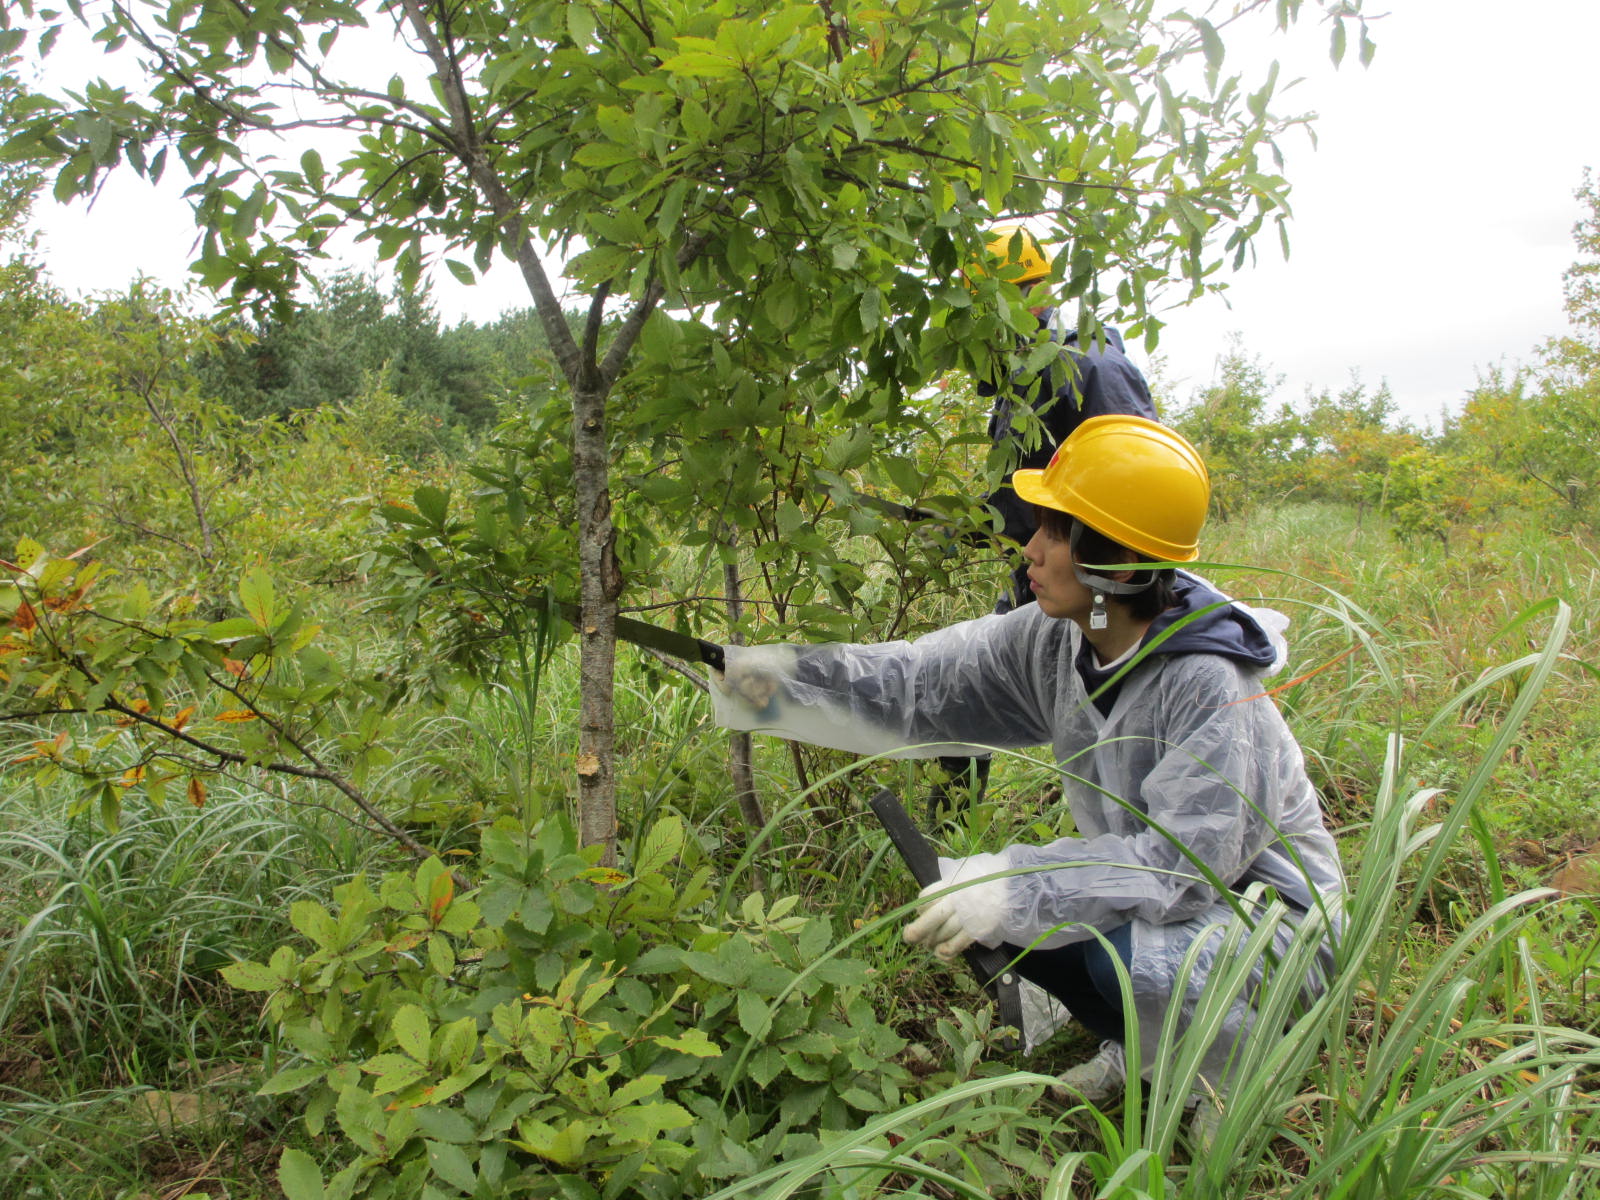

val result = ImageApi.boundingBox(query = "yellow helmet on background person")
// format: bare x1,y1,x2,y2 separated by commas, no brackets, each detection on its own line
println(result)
973,221,1053,286
1010,415,1210,562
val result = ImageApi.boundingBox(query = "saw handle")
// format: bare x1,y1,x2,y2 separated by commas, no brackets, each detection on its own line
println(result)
698,640,726,673
868,787,1023,1048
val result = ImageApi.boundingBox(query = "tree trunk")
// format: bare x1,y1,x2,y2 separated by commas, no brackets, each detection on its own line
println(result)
573,382,621,864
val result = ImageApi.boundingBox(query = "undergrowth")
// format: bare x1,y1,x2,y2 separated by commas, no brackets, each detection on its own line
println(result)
3,502,1599,1197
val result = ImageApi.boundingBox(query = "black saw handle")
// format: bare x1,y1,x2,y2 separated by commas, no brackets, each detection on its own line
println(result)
868,787,1023,1049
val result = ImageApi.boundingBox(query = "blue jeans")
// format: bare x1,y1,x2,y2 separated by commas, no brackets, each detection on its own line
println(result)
1003,923,1134,1042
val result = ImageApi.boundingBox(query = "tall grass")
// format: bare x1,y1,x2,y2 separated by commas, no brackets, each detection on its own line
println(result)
0,769,394,1199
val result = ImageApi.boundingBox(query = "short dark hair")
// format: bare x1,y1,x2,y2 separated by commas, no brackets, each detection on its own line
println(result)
1034,506,1178,620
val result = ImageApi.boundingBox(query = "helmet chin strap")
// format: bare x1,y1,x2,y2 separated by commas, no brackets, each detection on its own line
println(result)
1068,519,1153,630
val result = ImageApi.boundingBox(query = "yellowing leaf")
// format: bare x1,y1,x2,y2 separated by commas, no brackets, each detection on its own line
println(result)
187,776,207,808
214,708,258,722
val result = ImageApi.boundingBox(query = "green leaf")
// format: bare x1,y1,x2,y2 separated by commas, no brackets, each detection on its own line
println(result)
736,990,771,1038
203,617,260,642
679,949,737,986
393,1004,430,1062
413,485,450,527
858,287,882,333
574,142,637,169
435,1015,479,1075
634,814,683,879
426,1139,478,1193
239,568,277,630
444,258,474,285
290,901,338,948
365,1054,430,1095
278,1148,326,1200
259,1065,328,1095
1197,18,1225,71
566,3,597,46
514,1117,593,1167
608,1073,665,1110
606,1100,693,1147
414,1105,476,1143
661,48,736,80
652,1028,719,1057
221,959,281,992
97,782,120,833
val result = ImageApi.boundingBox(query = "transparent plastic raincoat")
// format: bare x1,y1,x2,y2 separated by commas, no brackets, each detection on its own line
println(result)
710,587,1345,1084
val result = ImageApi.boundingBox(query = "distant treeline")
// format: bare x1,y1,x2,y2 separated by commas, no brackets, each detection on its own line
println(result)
198,269,567,437
7,167,1600,586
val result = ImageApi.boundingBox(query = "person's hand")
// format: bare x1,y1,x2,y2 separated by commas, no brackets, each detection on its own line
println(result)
903,853,1009,960
904,887,975,960
708,645,797,721
715,659,779,710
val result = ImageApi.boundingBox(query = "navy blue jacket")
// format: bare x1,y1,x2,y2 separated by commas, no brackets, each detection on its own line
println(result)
980,315,1156,552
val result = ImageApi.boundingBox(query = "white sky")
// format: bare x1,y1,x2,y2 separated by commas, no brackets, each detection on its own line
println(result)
20,0,1600,427
1148,0,1599,426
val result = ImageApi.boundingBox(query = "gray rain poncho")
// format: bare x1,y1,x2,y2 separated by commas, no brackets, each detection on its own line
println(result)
709,576,1345,1084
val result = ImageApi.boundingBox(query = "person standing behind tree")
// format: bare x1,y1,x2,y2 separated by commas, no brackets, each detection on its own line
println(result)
974,223,1159,613
932,225,1160,809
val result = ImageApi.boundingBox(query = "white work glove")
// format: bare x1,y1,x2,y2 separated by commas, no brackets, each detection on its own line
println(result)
708,645,795,723
903,852,1009,961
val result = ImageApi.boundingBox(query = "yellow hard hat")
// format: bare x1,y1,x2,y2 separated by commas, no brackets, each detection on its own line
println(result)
1011,415,1210,561
974,221,1052,286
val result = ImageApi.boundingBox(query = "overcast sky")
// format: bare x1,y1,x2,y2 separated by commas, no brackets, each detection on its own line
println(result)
21,0,1599,427
1148,0,1599,425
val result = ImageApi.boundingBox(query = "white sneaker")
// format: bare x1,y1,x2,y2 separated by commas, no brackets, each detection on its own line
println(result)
1049,1040,1126,1105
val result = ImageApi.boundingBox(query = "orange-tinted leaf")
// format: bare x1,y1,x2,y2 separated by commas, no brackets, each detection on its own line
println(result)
214,709,258,722
120,765,146,788
187,777,207,808
223,658,247,677
12,602,35,632
427,872,454,926
171,705,196,731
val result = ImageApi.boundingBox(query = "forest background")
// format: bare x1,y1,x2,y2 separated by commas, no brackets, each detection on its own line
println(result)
3,2,1600,1199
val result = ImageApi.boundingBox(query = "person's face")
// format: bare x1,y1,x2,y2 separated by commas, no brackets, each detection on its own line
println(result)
1021,525,1092,621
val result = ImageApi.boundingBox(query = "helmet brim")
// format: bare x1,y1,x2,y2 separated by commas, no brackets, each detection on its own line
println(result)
1010,468,1056,511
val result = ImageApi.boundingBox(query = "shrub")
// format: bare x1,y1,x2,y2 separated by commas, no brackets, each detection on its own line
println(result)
225,812,914,1199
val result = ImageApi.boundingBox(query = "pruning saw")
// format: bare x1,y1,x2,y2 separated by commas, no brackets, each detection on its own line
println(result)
555,601,726,673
